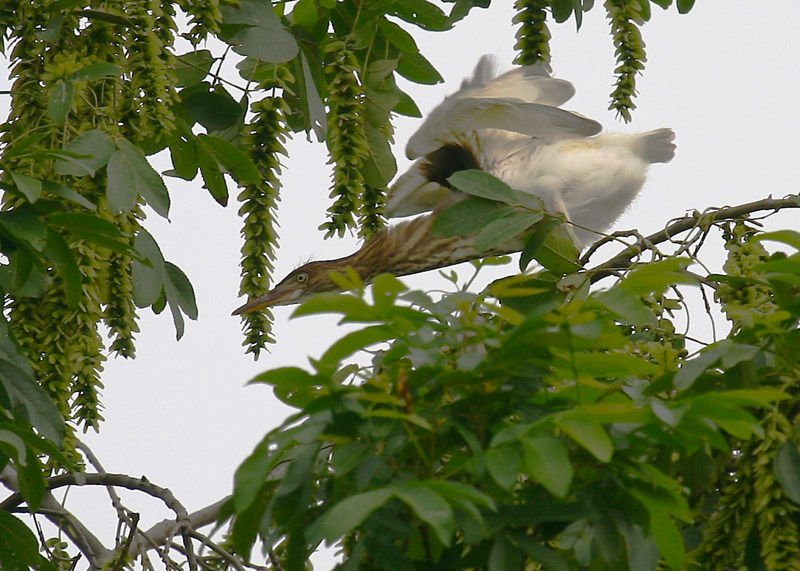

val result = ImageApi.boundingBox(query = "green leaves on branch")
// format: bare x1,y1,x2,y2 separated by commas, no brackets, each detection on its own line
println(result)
45,62,122,124
432,170,583,272
132,230,198,339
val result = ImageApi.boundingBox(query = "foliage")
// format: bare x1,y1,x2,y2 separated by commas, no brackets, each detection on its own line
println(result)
17,1,800,570
229,169,800,569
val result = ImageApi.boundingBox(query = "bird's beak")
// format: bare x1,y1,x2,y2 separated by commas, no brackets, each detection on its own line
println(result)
232,288,298,315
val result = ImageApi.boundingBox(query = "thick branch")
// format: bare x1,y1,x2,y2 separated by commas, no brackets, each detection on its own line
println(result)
133,496,230,556
0,467,111,565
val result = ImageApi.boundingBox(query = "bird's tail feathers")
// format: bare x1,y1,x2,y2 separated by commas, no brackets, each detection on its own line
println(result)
461,54,499,89
636,128,676,164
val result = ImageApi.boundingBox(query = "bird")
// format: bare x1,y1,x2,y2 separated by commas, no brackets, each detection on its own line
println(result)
233,56,675,314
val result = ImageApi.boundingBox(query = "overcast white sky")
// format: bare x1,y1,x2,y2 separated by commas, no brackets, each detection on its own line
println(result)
2,2,800,568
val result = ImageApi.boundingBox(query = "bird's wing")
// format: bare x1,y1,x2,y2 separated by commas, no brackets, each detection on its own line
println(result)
406,97,601,159
384,164,454,218
406,55,588,159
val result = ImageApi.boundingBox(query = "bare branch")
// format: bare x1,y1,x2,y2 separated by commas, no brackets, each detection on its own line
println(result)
586,194,800,283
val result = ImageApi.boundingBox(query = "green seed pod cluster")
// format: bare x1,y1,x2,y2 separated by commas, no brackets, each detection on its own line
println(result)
752,419,800,569
121,0,179,142
512,0,552,65
604,0,646,122
237,96,292,356
320,41,369,238
716,221,777,331
177,0,223,43
2,1,181,447
691,440,757,569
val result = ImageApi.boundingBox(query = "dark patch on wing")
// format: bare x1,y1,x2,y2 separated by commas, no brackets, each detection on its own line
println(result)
419,142,481,187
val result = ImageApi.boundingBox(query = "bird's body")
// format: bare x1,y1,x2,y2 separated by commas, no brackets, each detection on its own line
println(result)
234,56,675,313
386,56,675,246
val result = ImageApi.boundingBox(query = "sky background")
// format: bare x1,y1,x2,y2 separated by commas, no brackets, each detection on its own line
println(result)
2,2,800,568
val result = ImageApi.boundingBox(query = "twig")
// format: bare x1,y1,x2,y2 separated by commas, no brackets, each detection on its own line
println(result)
109,512,140,571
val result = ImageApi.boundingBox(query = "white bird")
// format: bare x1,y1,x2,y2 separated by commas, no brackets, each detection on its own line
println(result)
385,55,676,247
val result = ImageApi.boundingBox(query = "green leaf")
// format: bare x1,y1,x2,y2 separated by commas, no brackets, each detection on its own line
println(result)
368,409,433,430
489,534,523,571
300,51,327,140
292,0,318,28
620,258,696,295
0,318,66,444
47,212,131,253
0,207,47,251
361,124,397,188
36,11,63,42
391,0,450,30
0,511,55,570
54,129,116,176
552,0,574,22
223,0,299,62
165,262,198,320
4,133,48,159
571,351,660,378
308,489,393,544
511,532,571,570
522,222,581,273
42,181,96,209
293,293,377,321
521,435,573,498
418,480,496,511
107,139,170,217
12,446,46,510
372,273,407,311
167,133,199,180
174,50,214,87
595,287,657,327
319,325,396,367
556,415,613,462
432,198,513,238
676,0,695,14
9,171,42,203
197,135,260,185
131,229,166,307
47,79,74,123
396,51,443,85
775,441,800,504
448,170,516,203
42,228,82,307
274,442,320,497
378,17,418,52
674,340,730,390
475,210,542,252
395,485,454,546
164,262,197,340
486,445,521,490
71,62,122,82
182,86,243,131
248,367,316,388
649,511,685,571
196,140,229,205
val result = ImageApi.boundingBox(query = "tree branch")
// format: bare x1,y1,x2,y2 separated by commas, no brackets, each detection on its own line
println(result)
0,467,112,565
585,193,800,282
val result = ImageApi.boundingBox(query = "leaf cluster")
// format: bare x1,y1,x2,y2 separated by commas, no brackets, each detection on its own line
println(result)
229,222,800,569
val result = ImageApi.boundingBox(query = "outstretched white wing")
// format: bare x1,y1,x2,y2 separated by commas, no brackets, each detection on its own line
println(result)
405,55,600,159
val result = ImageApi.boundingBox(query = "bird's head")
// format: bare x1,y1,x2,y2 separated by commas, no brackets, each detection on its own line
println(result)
232,261,343,315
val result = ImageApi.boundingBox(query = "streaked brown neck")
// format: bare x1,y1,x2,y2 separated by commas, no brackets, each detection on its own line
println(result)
338,214,525,282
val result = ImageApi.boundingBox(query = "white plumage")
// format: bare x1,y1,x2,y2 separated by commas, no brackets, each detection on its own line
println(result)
385,55,676,247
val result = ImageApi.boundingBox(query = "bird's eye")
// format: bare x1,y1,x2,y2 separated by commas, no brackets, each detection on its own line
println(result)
295,272,308,284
